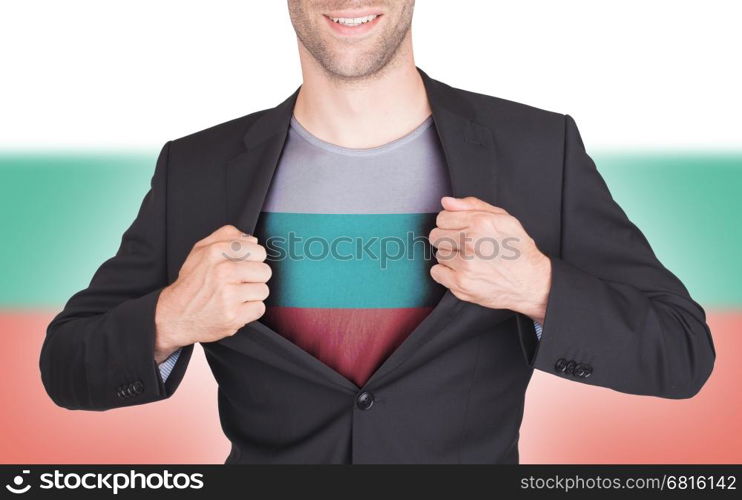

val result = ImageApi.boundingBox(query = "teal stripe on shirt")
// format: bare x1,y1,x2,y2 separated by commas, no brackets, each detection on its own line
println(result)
255,211,440,309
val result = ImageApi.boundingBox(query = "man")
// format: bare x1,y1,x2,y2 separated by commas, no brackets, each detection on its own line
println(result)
40,0,715,463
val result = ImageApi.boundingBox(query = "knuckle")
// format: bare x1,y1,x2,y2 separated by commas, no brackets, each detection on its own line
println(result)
217,286,234,306
462,235,476,252
499,214,519,231
439,233,459,250
471,213,492,232
453,273,468,291
458,256,473,270
439,249,456,264
222,308,239,327
208,242,227,259
213,260,233,280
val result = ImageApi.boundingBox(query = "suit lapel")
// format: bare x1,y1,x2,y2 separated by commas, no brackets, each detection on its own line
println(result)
418,67,500,205
225,86,300,236
218,68,513,391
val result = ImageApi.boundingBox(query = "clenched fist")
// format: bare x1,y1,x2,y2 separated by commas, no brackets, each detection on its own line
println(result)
428,196,552,323
154,224,271,363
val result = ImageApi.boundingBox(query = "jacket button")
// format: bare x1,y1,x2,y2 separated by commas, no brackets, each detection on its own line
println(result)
565,360,576,375
574,363,586,377
356,391,375,410
554,358,567,372
582,364,593,378
133,380,144,394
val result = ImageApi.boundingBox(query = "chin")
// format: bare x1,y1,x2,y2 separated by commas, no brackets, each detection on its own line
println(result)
323,54,384,79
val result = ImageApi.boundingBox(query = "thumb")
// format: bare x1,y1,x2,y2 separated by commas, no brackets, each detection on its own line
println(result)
441,196,505,214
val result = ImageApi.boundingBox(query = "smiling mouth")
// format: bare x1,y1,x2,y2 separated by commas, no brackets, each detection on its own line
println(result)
326,14,380,27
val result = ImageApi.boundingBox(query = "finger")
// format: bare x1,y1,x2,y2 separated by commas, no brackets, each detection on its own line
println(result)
216,260,272,283
218,240,267,262
229,282,270,302
233,261,272,283
434,247,469,270
429,227,467,250
435,210,474,230
441,196,507,215
235,300,267,326
429,263,457,289
438,209,510,231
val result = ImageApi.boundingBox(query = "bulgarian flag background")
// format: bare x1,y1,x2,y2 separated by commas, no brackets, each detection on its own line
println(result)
1,1,740,463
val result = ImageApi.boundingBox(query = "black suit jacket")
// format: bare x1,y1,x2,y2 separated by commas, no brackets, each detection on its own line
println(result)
39,68,716,463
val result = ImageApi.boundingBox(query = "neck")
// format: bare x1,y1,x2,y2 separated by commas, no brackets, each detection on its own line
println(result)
293,36,431,149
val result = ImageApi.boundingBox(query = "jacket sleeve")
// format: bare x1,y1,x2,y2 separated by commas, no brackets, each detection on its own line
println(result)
517,114,715,399
39,141,193,410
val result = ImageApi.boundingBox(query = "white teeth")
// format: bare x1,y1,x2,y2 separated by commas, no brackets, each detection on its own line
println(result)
329,14,378,26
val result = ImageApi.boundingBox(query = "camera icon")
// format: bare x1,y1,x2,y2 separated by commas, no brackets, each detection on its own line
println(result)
5,470,31,494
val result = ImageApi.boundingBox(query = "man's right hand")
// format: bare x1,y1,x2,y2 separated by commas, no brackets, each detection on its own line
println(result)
153,224,271,364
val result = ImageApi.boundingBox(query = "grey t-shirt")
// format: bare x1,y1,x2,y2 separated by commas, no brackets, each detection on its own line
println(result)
254,114,452,386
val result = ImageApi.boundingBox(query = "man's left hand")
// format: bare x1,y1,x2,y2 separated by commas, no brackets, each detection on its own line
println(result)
428,196,552,323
